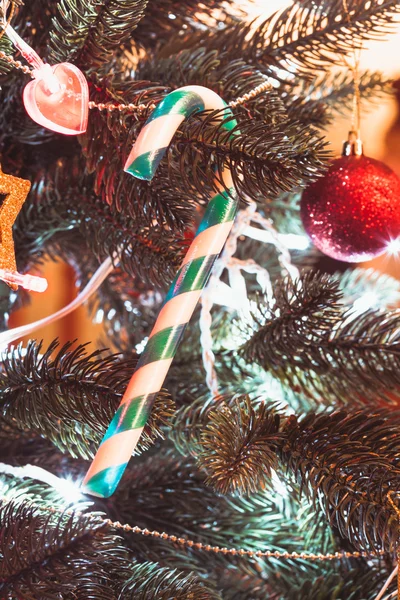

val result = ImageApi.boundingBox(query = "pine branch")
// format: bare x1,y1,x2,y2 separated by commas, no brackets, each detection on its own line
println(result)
0,35,13,75
170,108,329,200
282,566,391,600
48,0,148,69
93,268,163,351
14,155,79,272
0,476,223,598
264,0,400,70
111,451,237,540
0,339,175,458
0,471,90,513
0,77,53,146
282,408,400,551
113,450,332,559
80,194,187,287
224,564,390,600
198,395,283,495
81,78,198,229
170,394,214,457
284,70,394,129
338,267,400,310
120,561,222,599
240,271,400,404
13,150,190,289
134,0,242,50
0,435,85,478
167,310,281,407
11,1,59,57
84,64,328,211
64,227,164,353
180,0,400,74
166,324,244,405
0,454,332,596
172,403,400,554
0,499,131,599
139,49,285,119
139,48,292,141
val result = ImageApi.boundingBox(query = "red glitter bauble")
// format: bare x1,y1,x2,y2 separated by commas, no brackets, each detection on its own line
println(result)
300,155,400,262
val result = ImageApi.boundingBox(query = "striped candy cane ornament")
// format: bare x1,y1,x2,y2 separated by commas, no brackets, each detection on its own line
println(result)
82,86,239,498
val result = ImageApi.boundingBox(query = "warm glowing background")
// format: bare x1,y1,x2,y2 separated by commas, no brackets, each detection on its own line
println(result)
9,0,400,347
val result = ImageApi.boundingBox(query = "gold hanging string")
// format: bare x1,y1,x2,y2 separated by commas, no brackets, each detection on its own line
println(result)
342,0,362,138
0,0,15,42
351,46,362,136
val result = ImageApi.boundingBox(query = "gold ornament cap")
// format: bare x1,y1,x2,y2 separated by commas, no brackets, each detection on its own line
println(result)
342,130,363,157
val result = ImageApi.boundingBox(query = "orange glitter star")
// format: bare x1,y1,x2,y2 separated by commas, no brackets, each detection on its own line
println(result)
0,165,31,290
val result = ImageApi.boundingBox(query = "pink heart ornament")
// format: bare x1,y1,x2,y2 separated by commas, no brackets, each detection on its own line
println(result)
23,62,89,135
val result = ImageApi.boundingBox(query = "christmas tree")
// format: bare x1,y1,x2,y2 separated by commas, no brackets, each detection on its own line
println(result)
1,0,400,598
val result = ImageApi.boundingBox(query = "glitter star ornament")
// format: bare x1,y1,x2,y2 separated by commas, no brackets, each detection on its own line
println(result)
300,132,400,262
0,165,31,290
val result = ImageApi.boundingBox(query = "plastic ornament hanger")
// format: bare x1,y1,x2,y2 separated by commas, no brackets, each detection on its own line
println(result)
1,1,89,135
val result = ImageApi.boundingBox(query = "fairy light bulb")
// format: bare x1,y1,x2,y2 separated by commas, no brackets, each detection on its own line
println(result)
0,269,48,292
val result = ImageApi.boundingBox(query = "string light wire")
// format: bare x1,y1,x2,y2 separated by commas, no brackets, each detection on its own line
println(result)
88,81,273,113
0,254,116,349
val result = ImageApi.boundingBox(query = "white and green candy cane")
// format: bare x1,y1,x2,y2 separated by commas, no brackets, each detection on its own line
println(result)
82,86,239,498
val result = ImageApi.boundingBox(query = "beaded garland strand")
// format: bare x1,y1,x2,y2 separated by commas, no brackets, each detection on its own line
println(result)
87,80,273,113
0,492,390,563
0,44,272,110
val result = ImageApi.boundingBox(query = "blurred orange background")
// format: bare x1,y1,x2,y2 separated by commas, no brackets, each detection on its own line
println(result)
8,0,400,348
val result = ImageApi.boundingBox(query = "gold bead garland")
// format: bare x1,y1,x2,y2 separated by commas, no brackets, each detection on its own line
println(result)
0,41,273,112
88,81,273,114
0,493,392,563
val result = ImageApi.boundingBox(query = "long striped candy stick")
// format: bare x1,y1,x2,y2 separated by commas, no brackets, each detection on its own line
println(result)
82,85,239,498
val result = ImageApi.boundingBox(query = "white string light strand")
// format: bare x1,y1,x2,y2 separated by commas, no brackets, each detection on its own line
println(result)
0,254,116,349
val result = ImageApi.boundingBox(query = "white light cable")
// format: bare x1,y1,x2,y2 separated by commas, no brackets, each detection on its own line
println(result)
374,566,398,600
0,462,87,504
0,254,116,349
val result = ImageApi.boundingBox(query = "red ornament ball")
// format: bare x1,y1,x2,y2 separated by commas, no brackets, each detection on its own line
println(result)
300,155,400,262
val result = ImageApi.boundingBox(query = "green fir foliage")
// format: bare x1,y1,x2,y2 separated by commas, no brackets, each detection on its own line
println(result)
0,339,175,458
48,0,148,68
240,271,400,404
